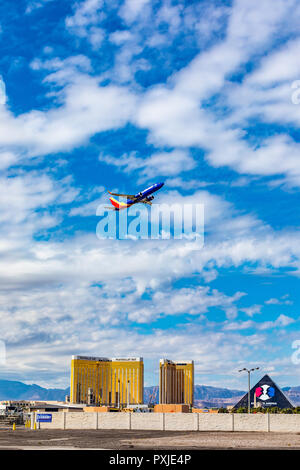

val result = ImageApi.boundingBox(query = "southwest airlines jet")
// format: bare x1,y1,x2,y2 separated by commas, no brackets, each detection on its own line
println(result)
107,182,164,210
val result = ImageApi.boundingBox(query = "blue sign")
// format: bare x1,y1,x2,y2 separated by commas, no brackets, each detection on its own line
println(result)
36,413,52,422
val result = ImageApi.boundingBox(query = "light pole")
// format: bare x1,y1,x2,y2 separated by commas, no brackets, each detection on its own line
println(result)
238,367,259,413
127,380,130,408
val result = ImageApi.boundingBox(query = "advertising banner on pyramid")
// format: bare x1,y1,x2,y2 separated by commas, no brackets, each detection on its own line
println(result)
234,375,293,409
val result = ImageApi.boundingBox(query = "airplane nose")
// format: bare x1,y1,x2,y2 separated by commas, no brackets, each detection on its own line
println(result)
157,182,164,188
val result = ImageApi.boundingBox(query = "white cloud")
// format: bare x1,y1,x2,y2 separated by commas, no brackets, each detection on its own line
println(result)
109,30,133,45
0,168,79,280
69,197,104,217
128,285,245,323
25,0,54,14
0,172,73,226
65,0,106,49
0,152,17,170
0,57,137,156
240,305,262,317
265,295,293,306
227,0,292,48
99,149,196,181
66,0,104,29
248,38,300,85
224,314,296,331
259,314,296,330
119,0,151,24
0,76,6,105
131,0,300,188
164,178,212,190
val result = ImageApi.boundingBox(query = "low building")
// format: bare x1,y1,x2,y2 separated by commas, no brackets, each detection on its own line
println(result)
0,400,84,414
0,401,26,415
25,401,84,412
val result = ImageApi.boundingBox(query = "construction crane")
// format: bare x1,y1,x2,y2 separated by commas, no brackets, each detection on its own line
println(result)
148,386,158,407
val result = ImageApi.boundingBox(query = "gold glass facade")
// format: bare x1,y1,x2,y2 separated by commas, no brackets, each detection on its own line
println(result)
159,359,194,405
70,356,144,405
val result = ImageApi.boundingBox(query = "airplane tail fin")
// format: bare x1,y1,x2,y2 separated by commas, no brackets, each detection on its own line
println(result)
109,197,120,209
109,196,129,210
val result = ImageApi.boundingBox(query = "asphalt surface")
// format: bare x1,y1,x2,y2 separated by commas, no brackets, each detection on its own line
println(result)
0,428,300,450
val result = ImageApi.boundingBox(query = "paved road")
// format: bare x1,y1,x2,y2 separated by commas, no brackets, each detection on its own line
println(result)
0,429,300,449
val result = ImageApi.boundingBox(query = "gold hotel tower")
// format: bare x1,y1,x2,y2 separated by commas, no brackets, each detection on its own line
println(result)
159,359,194,405
70,356,144,406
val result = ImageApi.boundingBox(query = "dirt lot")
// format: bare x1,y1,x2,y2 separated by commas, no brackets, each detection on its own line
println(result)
0,428,300,449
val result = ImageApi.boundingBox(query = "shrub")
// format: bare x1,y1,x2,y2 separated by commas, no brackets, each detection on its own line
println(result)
268,407,279,414
235,407,247,413
280,408,293,414
218,407,228,413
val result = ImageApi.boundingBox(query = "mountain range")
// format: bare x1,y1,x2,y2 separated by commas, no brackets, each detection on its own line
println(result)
0,379,299,407
0,380,70,401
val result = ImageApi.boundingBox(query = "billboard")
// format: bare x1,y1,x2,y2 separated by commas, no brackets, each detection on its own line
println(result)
234,374,293,409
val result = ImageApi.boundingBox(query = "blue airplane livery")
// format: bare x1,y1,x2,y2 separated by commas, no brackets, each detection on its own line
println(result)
108,182,164,210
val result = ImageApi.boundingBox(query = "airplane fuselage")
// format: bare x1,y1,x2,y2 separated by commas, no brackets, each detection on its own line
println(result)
126,182,164,204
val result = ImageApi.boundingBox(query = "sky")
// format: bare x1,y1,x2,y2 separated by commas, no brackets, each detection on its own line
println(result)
1,0,300,391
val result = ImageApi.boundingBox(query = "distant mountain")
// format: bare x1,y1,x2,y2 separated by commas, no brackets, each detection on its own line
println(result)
0,379,299,406
283,387,300,406
144,386,159,403
193,385,245,400
0,380,69,401
283,386,300,392
144,384,245,406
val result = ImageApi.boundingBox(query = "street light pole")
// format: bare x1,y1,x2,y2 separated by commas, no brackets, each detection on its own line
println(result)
238,367,259,413
248,371,250,414
127,380,130,408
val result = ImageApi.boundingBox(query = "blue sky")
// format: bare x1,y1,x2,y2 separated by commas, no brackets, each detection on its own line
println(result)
1,0,300,391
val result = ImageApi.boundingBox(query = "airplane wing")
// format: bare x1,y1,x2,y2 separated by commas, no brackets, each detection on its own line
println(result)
141,200,152,206
108,190,137,199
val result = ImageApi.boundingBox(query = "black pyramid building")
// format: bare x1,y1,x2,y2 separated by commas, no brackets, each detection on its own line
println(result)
234,374,293,409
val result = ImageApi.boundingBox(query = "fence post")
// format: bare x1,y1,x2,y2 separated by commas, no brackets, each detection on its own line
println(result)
195,412,199,431
62,412,66,430
30,412,35,430
231,413,234,432
266,412,270,432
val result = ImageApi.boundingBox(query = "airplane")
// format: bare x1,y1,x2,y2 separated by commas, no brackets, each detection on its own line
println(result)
107,182,164,210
